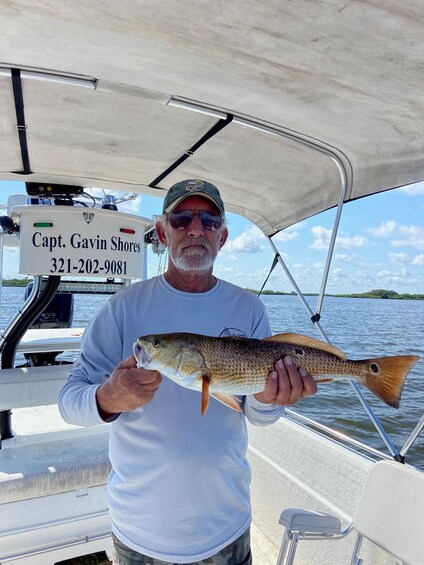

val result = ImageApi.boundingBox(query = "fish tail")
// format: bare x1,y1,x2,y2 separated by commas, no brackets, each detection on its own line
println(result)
363,355,419,408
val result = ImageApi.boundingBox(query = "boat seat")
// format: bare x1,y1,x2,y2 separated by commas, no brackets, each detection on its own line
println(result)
276,459,424,564
0,432,111,504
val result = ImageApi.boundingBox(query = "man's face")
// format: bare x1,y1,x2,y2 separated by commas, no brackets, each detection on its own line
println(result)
159,196,228,272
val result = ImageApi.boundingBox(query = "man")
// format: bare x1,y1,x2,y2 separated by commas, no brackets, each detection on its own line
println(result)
59,179,317,564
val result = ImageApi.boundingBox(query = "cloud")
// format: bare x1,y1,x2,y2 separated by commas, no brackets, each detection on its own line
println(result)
367,221,424,249
337,236,368,249
224,225,266,253
390,252,424,266
222,254,239,263
399,181,424,195
411,254,424,266
376,267,422,287
366,220,397,237
389,252,410,264
273,222,305,243
335,253,359,263
331,267,348,280
327,267,375,289
391,225,424,249
310,226,368,250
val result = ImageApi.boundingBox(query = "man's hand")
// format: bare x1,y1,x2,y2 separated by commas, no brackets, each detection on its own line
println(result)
96,355,162,420
254,356,317,406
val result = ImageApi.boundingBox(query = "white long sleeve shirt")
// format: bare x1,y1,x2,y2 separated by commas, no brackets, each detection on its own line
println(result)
59,275,284,562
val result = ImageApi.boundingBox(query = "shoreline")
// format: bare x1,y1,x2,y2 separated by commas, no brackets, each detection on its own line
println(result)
2,279,423,300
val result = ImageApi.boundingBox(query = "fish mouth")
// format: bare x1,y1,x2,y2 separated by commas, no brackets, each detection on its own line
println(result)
133,341,152,368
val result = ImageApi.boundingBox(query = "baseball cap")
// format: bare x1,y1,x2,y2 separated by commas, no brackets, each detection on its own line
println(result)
162,179,225,214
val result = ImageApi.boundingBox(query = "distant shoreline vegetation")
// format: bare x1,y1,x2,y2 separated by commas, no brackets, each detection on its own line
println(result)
246,288,424,300
2,278,33,287
2,279,423,300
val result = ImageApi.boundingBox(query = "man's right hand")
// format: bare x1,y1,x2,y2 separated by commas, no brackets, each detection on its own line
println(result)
96,355,162,420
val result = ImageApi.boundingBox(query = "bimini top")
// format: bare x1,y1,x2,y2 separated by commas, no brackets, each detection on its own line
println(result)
0,1,423,236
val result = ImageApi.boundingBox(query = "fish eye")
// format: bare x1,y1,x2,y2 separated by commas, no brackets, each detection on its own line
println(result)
152,338,161,348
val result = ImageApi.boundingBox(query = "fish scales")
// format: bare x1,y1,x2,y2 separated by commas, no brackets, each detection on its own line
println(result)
199,338,370,391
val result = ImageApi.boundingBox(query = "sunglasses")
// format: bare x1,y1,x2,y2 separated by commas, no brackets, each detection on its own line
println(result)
167,210,224,231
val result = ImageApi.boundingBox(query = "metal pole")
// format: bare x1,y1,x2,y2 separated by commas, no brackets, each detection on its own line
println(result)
267,237,329,342
400,414,424,459
0,235,3,305
314,157,347,318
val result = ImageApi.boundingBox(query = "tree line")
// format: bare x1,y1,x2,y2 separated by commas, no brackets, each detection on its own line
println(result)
2,279,424,300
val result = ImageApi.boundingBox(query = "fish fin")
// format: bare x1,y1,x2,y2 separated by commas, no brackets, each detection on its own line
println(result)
262,333,346,360
315,378,334,384
178,349,208,374
211,392,243,412
363,355,419,408
201,376,210,416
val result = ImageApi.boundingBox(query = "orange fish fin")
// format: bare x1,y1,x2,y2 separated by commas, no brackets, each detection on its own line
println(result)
201,376,210,416
315,377,334,384
211,393,243,412
262,333,346,360
363,355,419,408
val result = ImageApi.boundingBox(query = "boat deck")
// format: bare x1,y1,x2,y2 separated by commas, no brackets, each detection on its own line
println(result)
251,522,280,565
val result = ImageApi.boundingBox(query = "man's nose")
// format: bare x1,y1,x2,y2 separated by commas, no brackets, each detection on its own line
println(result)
187,214,204,236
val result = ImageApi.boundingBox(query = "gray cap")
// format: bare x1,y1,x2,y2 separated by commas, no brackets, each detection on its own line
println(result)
162,179,225,214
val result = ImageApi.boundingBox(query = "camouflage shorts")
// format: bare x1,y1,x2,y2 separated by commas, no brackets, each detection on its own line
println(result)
111,529,252,565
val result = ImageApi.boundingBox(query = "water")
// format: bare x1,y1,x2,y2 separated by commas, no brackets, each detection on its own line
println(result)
262,293,424,467
1,287,423,467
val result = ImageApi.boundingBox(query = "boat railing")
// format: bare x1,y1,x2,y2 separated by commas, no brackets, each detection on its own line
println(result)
399,414,424,460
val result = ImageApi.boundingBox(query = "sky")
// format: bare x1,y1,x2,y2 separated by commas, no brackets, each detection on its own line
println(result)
1,180,424,295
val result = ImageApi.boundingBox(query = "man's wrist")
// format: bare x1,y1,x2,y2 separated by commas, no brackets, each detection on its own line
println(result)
96,384,119,421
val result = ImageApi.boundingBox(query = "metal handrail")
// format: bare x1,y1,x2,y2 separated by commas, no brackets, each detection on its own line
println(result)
0,275,42,350
267,238,330,342
400,414,424,458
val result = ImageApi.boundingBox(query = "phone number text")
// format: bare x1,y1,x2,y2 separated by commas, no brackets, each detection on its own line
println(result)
50,258,128,276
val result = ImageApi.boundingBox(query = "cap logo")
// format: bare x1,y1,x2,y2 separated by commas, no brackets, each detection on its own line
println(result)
185,180,205,192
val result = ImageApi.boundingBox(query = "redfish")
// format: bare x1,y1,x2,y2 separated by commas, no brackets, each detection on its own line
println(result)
133,332,419,415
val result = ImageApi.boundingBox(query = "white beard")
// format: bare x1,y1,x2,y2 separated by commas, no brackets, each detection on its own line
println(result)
168,235,217,272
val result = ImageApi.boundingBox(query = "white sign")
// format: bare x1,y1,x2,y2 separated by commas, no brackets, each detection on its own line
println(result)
13,205,152,279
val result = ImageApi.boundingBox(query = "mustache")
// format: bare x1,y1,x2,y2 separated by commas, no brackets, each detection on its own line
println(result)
179,237,212,253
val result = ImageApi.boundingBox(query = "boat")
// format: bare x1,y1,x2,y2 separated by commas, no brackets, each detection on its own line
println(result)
0,2,423,563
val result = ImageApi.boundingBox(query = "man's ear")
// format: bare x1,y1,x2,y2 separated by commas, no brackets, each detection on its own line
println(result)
218,226,228,250
155,220,168,246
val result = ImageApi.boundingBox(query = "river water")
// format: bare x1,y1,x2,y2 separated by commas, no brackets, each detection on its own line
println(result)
1,287,423,467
